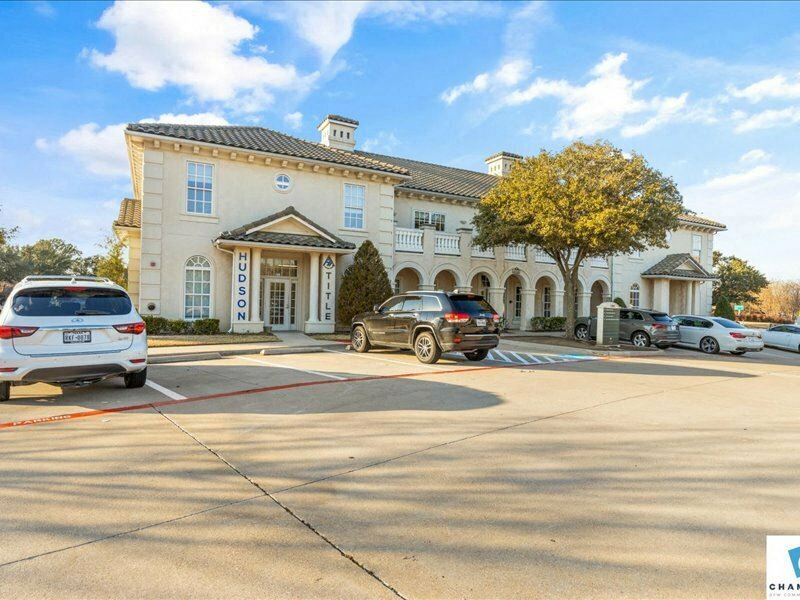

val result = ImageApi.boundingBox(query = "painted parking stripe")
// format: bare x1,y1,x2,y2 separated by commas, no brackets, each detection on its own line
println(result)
238,355,346,380
508,351,531,365
525,354,543,364
145,380,186,401
322,348,446,370
492,350,514,363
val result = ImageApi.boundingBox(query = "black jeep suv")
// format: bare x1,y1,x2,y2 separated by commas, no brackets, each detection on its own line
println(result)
350,291,501,364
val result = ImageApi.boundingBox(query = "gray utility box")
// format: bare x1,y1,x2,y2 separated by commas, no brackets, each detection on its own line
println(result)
596,302,620,346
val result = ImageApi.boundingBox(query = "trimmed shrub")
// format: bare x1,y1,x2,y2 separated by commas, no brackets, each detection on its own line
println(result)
192,318,221,335
165,319,190,334
142,316,169,335
613,297,627,308
713,296,736,320
530,316,567,331
337,240,393,326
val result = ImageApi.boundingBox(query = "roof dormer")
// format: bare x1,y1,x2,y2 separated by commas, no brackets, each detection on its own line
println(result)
318,114,358,151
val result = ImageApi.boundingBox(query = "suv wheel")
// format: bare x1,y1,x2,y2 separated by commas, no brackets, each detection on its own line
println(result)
414,331,441,364
631,331,651,348
575,324,589,341
699,336,720,354
464,349,489,361
351,325,371,353
124,368,147,389
0,381,10,402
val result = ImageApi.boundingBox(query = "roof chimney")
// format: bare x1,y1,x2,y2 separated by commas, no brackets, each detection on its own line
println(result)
485,151,522,176
318,114,358,151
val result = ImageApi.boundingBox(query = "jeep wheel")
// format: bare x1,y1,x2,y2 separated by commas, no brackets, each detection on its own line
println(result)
464,349,489,361
351,325,371,353
0,381,10,402
414,331,441,364
124,368,147,389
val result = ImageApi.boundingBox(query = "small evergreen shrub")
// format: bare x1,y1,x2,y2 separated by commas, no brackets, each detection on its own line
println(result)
530,316,567,331
613,297,627,308
192,318,221,335
713,296,736,320
142,316,169,334
142,316,220,335
337,240,393,326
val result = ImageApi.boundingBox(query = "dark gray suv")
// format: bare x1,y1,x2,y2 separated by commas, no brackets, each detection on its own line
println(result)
575,308,680,348
351,291,500,364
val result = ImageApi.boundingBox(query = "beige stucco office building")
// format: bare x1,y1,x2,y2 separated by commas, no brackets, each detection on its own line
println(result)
114,115,726,334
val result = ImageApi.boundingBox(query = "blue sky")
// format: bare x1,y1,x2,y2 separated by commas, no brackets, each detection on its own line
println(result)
1,1,799,278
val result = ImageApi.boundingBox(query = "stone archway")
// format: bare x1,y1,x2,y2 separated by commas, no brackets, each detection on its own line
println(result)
470,271,494,297
590,279,610,313
394,267,422,294
534,275,558,317
434,269,458,292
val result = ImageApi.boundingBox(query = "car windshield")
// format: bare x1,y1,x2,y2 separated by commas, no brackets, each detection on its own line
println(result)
12,287,132,317
711,317,745,329
651,313,672,322
449,295,494,314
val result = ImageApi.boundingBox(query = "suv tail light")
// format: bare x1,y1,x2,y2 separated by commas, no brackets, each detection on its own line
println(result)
651,323,666,330
114,322,146,335
729,332,747,339
444,312,471,324
0,326,39,340
492,313,500,323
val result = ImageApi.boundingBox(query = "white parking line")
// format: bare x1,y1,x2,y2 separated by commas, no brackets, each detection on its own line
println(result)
491,350,514,363
238,355,346,380
508,351,531,365
145,380,186,401
525,354,543,364
322,348,447,370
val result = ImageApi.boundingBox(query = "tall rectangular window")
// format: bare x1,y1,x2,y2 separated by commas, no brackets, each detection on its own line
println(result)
343,184,365,229
413,210,445,232
543,286,551,318
514,286,522,319
187,162,213,215
692,234,702,259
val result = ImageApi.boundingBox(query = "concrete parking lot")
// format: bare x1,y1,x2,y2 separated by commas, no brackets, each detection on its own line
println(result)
1,343,799,599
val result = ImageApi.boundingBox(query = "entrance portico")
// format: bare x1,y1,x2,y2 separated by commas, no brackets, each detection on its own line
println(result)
214,206,355,334
642,253,716,315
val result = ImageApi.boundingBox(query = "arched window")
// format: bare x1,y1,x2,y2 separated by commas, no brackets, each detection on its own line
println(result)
479,274,490,297
629,283,640,308
185,256,211,320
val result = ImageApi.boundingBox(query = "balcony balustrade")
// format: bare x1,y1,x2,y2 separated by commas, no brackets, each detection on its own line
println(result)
395,227,423,252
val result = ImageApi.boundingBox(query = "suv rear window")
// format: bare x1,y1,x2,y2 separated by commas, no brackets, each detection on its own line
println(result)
651,313,672,322
449,295,494,314
12,287,132,317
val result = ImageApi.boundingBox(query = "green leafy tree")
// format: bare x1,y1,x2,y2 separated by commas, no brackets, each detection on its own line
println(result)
0,238,86,284
94,234,128,286
337,240,393,326
713,295,736,320
474,141,682,339
0,205,17,246
712,252,768,305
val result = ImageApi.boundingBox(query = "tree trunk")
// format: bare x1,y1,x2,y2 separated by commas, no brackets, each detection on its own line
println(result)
553,250,585,340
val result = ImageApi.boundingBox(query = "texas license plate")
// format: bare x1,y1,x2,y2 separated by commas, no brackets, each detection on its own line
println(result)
475,318,487,327
63,330,91,344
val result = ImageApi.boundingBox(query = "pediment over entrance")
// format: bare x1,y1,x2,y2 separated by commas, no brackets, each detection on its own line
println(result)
215,206,355,251
641,253,715,280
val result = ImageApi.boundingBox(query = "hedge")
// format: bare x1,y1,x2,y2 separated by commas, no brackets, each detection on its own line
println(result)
142,316,220,335
530,316,566,331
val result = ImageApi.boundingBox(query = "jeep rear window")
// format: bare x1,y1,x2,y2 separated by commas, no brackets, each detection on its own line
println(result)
12,287,132,317
651,313,672,322
449,295,494,314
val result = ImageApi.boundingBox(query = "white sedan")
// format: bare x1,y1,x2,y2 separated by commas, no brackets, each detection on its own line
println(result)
762,324,800,353
671,315,764,355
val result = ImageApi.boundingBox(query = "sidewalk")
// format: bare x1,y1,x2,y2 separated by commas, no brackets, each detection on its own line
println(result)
148,331,345,364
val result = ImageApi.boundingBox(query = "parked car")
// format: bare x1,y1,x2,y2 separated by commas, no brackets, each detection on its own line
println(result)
671,315,763,355
0,276,147,401
762,324,800,353
574,308,680,348
351,291,500,364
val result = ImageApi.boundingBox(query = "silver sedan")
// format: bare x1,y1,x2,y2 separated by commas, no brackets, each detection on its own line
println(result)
671,315,764,355
762,324,800,353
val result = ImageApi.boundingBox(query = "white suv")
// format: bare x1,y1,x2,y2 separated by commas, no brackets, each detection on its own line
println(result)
0,276,147,401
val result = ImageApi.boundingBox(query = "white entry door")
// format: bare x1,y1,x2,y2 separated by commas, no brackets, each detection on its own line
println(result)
264,278,296,331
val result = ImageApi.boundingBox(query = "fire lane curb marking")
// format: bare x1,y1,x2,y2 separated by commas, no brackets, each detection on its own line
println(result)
0,356,608,431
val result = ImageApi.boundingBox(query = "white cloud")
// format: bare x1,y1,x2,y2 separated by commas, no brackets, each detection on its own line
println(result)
36,112,229,177
621,93,688,137
31,1,55,17
441,59,532,104
728,73,800,103
732,106,800,132
283,111,303,129
684,164,800,279
361,131,400,154
739,148,771,163
87,1,317,113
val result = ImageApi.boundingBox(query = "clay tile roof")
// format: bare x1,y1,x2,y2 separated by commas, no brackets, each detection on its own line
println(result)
114,197,141,228
678,213,726,230
485,151,523,161
641,253,716,280
324,114,359,126
125,123,407,176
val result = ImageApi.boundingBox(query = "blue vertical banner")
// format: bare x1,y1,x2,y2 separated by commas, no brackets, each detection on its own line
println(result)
321,254,336,324
235,249,250,321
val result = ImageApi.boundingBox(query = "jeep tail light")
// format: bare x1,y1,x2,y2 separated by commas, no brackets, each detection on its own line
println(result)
444,312,471,324
0,326,39,340
114,322,146,335
729,332,747,339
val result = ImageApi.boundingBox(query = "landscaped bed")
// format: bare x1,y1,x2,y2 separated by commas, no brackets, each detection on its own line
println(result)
306,332,351,343
148,333,281,348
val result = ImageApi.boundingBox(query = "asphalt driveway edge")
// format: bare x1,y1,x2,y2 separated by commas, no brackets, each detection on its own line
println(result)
148,345,343,365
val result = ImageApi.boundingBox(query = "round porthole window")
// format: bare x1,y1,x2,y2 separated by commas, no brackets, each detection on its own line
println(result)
274,173,291,192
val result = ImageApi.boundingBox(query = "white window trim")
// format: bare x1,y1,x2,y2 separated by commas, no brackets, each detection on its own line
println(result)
629,283,641,308
273,173,293,193
412,208,446,232
184,159,218,218
342,182,367,231
183,255,214,321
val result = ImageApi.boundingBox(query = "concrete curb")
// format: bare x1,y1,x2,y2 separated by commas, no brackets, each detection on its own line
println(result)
148,344,345,365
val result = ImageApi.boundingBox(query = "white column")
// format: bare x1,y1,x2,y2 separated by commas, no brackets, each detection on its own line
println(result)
520,290,536,331
320,253,336,329
553,290,565,317
488,287,506,318
308,252,320,323
250,248,262,323
579,292,592,318
653,279,670,313
684,280,694,314
694,281,704,315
